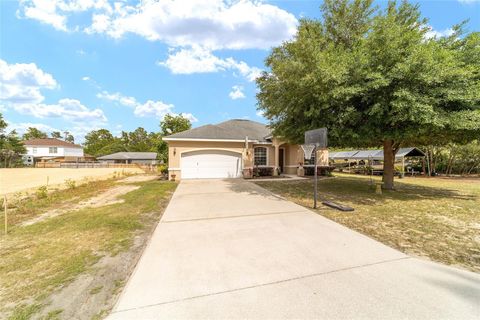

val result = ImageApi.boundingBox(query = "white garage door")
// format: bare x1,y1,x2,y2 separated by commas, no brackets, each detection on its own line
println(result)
181,150,242,179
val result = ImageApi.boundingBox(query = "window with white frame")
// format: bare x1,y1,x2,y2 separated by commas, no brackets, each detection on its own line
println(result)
304,150,316,165
32,147,37,154
49,147,58,154
254,147,267,166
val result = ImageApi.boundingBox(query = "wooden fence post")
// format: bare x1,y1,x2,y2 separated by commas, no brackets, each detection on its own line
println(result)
3,195,7,235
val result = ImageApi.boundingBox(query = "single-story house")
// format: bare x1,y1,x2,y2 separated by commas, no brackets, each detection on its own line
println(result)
97,152,158,164
163,119,328,180
23,138,84,165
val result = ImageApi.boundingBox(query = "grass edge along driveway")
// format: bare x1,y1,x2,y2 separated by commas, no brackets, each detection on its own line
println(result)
254,174,480,273
0,179,177,320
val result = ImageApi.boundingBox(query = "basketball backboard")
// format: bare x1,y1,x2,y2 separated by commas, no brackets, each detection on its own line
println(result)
305,128,327,148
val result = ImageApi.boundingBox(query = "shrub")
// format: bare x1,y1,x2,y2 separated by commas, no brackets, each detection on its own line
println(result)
36,185,48,199
158,164,169,175
253,166,274,177
65,179,76,189
304,166,336,176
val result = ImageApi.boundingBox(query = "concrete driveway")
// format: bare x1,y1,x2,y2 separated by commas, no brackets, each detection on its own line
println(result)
109,179,480,319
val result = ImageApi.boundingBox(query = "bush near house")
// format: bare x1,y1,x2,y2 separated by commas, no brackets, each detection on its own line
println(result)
253,166,274,177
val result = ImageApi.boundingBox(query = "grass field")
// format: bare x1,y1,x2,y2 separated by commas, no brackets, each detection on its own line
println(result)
0,168,144,195
0,177,176,319
255,174,480,273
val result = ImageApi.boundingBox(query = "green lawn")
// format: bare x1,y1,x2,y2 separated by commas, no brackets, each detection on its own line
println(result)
254,174,480,273
0,179,177,319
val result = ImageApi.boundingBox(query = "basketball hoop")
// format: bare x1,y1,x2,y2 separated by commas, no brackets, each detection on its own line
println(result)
305,128,327,148
301,144,316,159
304,128,328,210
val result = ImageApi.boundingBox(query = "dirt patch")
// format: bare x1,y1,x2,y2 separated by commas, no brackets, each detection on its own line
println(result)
22,185,140,227
117,175,161,183
78,185,140,208
34,216,156,320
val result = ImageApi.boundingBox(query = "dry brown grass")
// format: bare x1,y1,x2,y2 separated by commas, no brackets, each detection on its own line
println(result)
255,174,480,273
0,180,177,319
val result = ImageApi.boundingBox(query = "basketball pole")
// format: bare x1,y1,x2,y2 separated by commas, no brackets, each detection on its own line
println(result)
314,146,318,209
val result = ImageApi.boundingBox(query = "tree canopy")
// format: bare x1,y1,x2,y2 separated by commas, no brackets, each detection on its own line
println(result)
51,131,62,139
160,114,192,136
257,0,480,189
83,114,192,162
0,113,26,167
22,127,47,140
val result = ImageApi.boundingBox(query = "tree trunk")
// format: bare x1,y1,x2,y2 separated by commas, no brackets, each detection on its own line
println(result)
383,140,396,190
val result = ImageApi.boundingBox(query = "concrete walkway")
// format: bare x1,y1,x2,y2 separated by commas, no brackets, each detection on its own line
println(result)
109,179,480,319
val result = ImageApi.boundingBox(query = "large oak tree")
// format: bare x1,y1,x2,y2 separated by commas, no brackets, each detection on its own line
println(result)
257,0,480,189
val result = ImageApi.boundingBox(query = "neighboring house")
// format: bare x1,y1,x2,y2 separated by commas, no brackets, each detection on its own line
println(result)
22,138,84,165
97,152,158,164
163,119,328,180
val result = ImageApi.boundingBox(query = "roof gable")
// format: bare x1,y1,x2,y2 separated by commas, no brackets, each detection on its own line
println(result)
23,138,82,149
163,119,271,141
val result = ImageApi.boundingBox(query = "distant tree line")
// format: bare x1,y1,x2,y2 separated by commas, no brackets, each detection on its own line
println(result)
0,112,191,167
22,127,75,143
0,113,26,168
83,114,191,163
423,141,480,175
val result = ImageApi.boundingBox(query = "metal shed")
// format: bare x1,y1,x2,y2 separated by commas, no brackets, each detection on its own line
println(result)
329,148,425,161
329,147,426,175
97,152,158,164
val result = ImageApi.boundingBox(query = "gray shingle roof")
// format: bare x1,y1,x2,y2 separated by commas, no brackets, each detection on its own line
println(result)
163,119,271,141
97,152,157,160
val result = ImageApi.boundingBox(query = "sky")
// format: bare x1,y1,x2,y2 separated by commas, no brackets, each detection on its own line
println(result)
1,0,479,143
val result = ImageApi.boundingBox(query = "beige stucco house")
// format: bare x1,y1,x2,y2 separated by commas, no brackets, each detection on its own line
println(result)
163,119,328,180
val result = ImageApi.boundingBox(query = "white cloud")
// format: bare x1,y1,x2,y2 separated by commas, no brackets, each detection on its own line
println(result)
97,90,197,121
19,0,113,31
13,98,107,123
81,76,90,81
425,26,455,39
1,59,106,136
158,46,261,81
133,100,175,118
20,0,68,31
7,122,60,135
457,0,480,3
256,110,264,117
179,113,198,123
0,59,57,104
85,13,111,34
97,90,137,107
229,85,245,100
19,1,297,50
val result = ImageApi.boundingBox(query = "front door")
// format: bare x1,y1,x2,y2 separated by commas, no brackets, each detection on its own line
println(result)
279,148,285,173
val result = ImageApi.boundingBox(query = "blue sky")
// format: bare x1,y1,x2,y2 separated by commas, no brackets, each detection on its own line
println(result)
1,0,479,142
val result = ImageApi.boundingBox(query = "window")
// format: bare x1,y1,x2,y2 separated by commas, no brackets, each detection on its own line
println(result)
32,147,37,154
254,147,267,166
304,151,316,165
49,147,58,154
